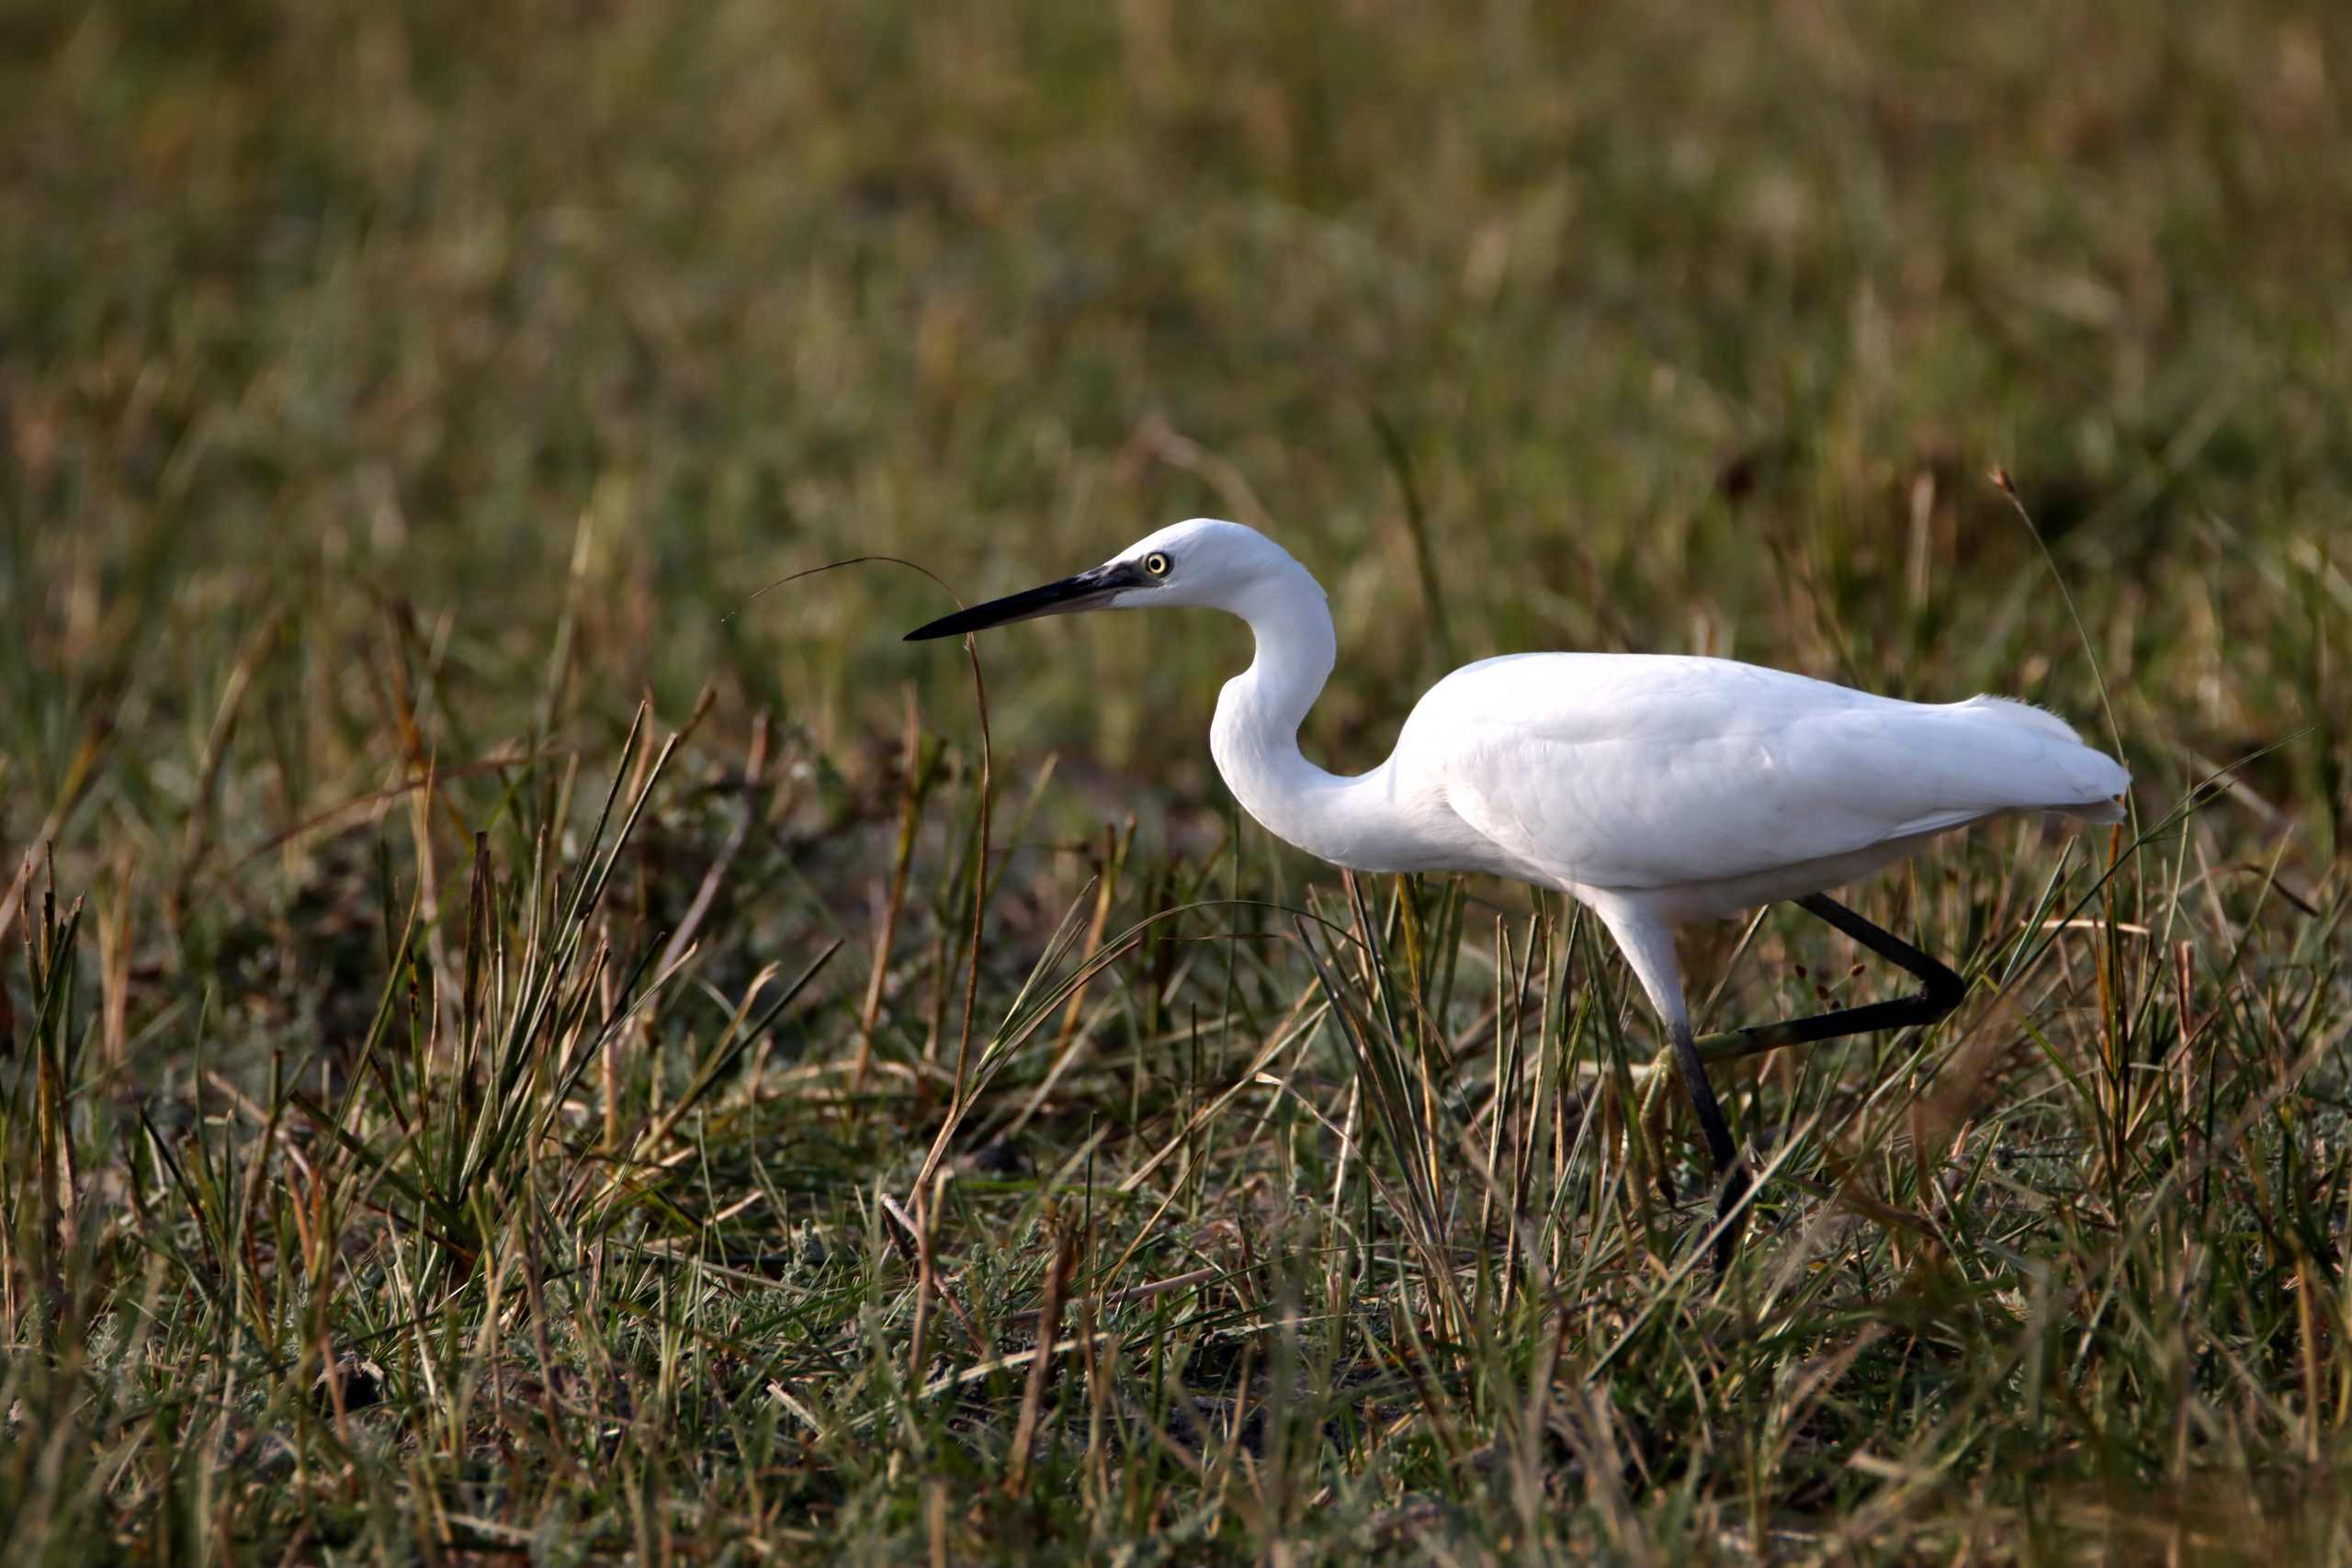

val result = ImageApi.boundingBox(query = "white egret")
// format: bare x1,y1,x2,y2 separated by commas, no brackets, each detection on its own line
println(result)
907,519,2130,1263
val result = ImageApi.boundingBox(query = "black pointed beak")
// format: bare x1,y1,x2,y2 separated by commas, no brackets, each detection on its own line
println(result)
903,560,1146,642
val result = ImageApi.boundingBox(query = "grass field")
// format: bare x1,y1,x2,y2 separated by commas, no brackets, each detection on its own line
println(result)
5,0,2350,1561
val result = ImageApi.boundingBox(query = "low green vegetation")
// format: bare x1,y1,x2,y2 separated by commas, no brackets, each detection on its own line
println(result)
3,0,2347,1561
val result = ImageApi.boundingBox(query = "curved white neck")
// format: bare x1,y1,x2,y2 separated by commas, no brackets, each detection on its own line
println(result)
1206,559,1431,873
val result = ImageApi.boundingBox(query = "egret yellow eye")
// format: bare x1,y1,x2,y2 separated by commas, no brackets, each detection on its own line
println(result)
1144,552,1170,577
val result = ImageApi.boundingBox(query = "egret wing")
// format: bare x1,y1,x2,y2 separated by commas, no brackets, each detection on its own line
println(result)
1404,654,2123,892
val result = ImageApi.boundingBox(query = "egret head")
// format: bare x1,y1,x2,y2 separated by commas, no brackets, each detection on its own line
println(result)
903,518,1307,641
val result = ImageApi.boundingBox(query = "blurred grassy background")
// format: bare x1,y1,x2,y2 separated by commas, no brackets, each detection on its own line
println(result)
8,0,2346,846
6,1,2351,1561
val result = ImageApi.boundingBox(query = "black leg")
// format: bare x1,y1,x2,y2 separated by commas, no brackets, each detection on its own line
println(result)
1669,893,1965,1271
1669,1016,1740,1174
1690,893,1967,1067
1668,1017,1749,1273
